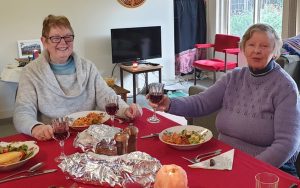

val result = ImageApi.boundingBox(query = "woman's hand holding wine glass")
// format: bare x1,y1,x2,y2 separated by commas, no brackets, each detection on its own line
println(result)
51,117,70,162
147,83,164,123
105,96,119,127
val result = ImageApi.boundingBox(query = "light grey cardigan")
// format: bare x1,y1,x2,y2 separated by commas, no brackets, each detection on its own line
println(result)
13,51,128,136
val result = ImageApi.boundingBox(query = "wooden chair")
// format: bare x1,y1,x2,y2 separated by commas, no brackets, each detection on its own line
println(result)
193,34,240,84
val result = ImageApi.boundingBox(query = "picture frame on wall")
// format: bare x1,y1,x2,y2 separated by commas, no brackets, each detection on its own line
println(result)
17,39,43,58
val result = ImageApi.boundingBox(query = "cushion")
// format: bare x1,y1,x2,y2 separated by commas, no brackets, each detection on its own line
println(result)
193,59,237,71
282,34,300,57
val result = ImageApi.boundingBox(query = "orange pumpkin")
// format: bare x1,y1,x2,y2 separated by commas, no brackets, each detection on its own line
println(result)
154,164,188,188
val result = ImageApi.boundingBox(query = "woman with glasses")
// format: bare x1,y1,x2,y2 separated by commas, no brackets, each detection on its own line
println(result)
13,14,140,141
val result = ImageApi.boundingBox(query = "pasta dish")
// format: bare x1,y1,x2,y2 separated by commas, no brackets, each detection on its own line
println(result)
72,112,104,127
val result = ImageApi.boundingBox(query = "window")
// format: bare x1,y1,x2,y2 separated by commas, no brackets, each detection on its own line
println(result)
228,0,283,37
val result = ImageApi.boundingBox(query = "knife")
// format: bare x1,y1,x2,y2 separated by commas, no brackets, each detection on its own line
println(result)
140,133,159,139
0,169,57,184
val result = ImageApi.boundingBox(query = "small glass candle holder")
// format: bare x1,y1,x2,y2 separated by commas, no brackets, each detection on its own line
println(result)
132,62,138,69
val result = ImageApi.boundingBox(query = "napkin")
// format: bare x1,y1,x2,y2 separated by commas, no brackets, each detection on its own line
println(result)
188,149,235,170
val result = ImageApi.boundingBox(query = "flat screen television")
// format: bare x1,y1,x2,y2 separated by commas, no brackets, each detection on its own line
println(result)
110,26,162,64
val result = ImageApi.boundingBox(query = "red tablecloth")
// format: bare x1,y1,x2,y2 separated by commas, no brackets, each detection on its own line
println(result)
0,109,299,188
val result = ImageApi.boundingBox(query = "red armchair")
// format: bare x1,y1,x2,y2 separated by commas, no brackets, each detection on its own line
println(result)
193,34,240,84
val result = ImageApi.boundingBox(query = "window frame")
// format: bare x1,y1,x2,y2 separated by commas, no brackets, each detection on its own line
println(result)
225,0,283,35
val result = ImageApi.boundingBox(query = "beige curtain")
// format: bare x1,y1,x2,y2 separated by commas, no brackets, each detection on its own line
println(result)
298,1,300,34
282,0,300,39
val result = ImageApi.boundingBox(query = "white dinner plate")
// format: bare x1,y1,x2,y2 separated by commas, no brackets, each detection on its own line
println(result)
0,141,39,171
159,125,213,150
66,111,110,131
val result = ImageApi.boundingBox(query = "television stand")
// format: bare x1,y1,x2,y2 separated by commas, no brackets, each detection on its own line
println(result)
120,64,163,103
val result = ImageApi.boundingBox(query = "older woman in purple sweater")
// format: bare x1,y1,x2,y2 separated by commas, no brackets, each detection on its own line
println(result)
151,24,300,176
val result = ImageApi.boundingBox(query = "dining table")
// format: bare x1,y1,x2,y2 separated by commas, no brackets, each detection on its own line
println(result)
0,108,299,188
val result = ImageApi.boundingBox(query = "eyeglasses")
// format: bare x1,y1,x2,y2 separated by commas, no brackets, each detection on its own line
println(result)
46,35,75,43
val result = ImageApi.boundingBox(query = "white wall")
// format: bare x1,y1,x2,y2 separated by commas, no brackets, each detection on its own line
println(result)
0,0,175,118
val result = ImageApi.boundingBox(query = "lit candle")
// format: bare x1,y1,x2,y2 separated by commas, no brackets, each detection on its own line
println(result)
132,62,138,69
154,164,188,188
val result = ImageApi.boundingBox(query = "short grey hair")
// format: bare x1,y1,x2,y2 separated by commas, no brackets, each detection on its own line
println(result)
240,23,282,59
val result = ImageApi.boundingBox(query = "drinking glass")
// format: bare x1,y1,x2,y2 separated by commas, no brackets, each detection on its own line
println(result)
51,117,70,162
105,96,119,127
147,83,164,123
255,172,279,188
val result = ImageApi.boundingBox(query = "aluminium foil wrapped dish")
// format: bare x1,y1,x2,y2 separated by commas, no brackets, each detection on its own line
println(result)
73,124,121,152
58,151,161,187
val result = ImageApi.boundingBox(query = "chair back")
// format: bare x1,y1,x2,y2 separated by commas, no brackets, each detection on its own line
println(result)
214,34,240,53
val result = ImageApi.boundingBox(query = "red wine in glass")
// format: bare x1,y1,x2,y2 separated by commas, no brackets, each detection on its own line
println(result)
105,96,119,126
149,93,163,104
147,83,164,123
53,131,70,141
105,103,119,115
51,117,70,162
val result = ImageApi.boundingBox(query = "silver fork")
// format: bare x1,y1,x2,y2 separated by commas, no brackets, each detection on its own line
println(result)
181,149,222,164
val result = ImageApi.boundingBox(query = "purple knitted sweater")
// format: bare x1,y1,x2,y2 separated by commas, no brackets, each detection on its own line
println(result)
169,63,300,167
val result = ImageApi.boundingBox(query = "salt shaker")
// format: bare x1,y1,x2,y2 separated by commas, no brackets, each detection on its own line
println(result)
114,131,129,155
124,123,139,153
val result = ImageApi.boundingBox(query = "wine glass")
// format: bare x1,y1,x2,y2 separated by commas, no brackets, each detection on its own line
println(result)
147,83,164,123
51,117,70,162
105,96,119,127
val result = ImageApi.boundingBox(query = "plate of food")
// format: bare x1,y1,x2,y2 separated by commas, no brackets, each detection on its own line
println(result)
67,111,110,131
0,141,39,171
159,125,213,150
